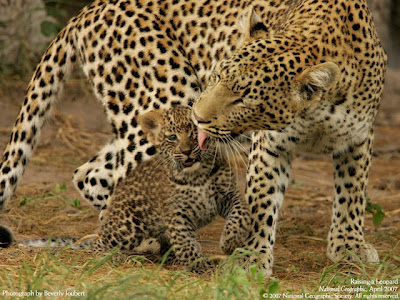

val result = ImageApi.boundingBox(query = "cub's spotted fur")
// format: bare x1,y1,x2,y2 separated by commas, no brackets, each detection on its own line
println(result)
1,107,250,272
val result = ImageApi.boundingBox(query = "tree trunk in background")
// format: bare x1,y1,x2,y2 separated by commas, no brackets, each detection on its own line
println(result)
389,0,400,68
0,0,55,73
367,0,400,68
367,0,391,46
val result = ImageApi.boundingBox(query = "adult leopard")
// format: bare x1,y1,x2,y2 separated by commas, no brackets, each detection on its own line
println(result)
0,0,386,277
193,1,387,276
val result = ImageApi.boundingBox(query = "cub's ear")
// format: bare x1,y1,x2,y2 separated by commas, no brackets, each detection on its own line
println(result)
295,62,340,103
139,110,164,145
238,7,268,41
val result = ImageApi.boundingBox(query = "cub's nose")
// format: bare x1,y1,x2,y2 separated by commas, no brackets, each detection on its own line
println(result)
181,149,192,156
193,112,210,124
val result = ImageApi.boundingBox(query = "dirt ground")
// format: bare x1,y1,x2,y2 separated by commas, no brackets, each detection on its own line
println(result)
0,68,399,288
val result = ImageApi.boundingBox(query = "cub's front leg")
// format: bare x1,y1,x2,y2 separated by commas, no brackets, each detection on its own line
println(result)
218,187,251,255
165,195,214,273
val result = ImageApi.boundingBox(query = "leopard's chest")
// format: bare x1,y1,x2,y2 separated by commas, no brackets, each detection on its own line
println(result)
272,103,372,154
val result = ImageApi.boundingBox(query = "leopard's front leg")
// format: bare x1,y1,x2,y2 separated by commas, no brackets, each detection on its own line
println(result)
327,129,378,263
240,131,292,277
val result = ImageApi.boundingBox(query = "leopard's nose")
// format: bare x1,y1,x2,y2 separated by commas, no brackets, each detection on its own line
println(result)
193,112,210,124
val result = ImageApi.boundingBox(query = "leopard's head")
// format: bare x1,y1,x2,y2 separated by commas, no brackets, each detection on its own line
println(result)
192,8,340,147
140,106,203,171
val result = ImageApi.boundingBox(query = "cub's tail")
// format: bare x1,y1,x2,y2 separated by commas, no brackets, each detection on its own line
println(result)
19,235,96,250
0,225,96,249
0,20,78,210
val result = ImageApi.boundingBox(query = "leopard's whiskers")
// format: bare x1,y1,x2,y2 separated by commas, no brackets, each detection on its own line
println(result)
225,136,243,188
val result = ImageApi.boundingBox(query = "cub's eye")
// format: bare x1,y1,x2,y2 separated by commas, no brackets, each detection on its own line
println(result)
232,99,244,105
167,134,178,141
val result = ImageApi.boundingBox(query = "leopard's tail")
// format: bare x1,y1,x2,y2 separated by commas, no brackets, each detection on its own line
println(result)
0,19,79,209
0,225,13,248
0,225,95,249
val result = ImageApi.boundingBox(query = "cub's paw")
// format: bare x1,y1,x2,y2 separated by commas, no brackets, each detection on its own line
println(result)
187,257,215,274
110,252,130,264
220,234,246,255
327,242,379,263
135,238,161,254
159,250,177,265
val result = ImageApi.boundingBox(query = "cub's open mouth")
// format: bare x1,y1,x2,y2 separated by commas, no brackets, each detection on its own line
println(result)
182,158,198,168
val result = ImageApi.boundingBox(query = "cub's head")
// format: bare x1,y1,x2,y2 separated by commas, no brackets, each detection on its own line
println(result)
140,106,202,171
192,8,340,146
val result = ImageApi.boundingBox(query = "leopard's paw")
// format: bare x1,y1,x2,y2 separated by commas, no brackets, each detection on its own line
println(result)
225,248,273,278
327,242,379,263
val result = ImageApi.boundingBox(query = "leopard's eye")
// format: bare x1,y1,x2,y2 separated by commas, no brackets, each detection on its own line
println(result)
232,98,244,105
167,134,178,141
208,73,221,86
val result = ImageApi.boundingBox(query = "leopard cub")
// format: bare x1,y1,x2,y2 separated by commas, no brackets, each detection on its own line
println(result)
95,106,250,271
2,106,249,273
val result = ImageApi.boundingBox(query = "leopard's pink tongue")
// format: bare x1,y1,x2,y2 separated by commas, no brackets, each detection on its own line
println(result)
197,128,209,150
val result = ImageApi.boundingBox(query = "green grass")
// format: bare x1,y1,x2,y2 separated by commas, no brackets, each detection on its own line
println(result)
1,246,399,300
19,183,82,210
0,250,275,300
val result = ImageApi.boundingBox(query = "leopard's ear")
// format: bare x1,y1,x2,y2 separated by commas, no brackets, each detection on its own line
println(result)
295,62,340,104
139,110,164,145
238,7,268,41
